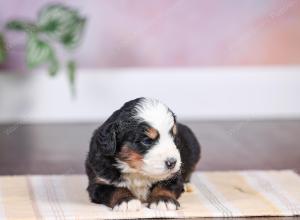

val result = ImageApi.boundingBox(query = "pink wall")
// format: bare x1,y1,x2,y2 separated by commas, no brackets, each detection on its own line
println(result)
1,0,300,70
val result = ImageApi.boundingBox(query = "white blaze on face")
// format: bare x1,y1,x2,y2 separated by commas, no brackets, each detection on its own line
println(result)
135,98,181,178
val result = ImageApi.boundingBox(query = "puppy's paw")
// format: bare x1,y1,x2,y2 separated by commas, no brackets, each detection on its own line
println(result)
148,197,180,211
112,199,142,212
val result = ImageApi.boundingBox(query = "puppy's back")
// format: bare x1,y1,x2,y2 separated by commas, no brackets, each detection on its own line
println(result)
175,123,201,182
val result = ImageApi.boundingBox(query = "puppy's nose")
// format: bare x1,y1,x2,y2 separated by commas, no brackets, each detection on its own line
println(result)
165,157,177,170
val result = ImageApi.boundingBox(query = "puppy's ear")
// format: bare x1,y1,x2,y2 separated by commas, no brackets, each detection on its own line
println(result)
92,122,118,156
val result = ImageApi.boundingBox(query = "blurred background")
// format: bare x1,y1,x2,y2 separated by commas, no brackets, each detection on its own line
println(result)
0,0,300,174
1,0,300,69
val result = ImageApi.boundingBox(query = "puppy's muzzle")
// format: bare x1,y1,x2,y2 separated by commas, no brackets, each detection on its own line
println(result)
165,157,177,170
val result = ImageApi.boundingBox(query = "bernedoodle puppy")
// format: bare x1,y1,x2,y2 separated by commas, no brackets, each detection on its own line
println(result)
85,97,201,211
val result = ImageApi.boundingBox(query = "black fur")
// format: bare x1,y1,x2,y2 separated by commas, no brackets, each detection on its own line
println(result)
85,97,201,209
175,123,201,182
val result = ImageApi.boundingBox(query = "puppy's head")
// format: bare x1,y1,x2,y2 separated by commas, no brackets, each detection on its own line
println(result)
94,97,181,180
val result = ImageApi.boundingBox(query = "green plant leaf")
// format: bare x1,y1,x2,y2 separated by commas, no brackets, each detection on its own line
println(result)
26,34,60,76
67,60,76,84
38,4,86,48
0,33,7,63
48,55,59,76
60,17,86,49
26,34,54,68
6,20,38,33
67,60,76,96
5,3,85,96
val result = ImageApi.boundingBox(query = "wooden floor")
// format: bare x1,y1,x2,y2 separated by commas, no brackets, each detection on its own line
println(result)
0,120,300,219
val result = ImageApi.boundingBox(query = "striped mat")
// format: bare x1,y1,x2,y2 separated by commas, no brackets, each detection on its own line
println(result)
0,170,299,219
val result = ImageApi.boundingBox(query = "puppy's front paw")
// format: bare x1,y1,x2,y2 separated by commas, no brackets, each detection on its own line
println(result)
112,198,142,212
148,197,180,211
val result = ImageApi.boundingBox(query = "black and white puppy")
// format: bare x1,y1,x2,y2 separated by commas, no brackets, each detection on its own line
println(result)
86,97,201,211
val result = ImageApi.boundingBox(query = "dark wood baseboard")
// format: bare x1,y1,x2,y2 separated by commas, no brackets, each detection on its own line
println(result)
1,120,299,175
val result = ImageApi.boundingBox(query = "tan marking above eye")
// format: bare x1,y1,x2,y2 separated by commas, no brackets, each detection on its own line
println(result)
172,125,177,135
146,127,158,139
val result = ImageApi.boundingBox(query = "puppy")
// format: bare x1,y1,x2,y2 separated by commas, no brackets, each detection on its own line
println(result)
85,98,201,211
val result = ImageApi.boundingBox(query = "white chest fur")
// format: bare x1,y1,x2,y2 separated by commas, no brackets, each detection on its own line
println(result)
118,173,158,202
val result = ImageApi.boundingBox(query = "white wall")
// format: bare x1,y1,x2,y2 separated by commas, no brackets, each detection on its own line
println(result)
0,66,300,123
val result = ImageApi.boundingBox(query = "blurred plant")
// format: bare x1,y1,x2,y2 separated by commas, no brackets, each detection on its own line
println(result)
0,4,86,96
0,33,6,63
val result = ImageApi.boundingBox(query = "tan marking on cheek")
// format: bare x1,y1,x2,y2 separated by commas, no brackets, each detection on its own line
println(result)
172,125,177,135
146,127,158,139
118,145,143,169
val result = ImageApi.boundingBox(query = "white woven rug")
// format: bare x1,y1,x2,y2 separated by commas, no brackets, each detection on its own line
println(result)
0,170,299,219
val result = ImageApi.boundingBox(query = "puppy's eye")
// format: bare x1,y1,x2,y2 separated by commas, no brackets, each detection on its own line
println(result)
141,138,153,146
